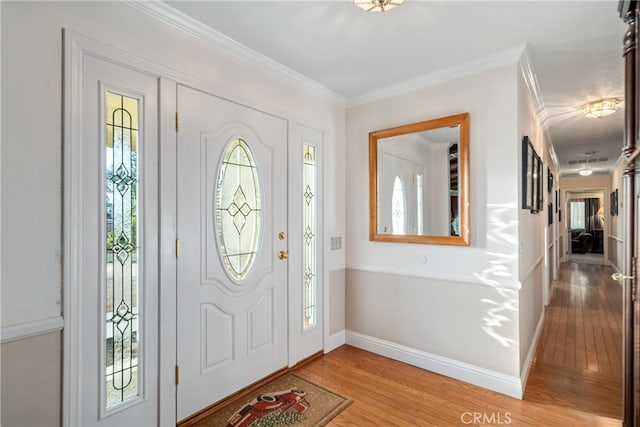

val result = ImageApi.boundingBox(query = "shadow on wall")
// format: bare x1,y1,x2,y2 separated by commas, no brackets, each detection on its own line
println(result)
474,202,519,349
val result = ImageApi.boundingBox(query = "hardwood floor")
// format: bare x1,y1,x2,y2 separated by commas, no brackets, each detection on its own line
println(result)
525,262,622,421
294,261,623,426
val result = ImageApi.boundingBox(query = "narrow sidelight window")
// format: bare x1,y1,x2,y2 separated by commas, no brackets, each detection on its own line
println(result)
392,175,405,234
303,144,317,328
416,173,423,235
105,91,141,408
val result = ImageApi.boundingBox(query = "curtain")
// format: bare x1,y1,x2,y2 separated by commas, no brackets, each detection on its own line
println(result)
584,197,603,232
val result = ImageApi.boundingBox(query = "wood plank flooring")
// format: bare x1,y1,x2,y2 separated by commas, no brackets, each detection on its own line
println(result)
294,261,622,426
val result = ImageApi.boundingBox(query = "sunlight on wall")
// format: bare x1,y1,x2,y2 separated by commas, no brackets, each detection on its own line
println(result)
474,202,519,349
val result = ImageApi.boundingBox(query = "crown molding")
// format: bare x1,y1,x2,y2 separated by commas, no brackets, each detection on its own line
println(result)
124,0,345,107
347,44,527,107
615,152,627,166
518,47,562,170
518,47,547,127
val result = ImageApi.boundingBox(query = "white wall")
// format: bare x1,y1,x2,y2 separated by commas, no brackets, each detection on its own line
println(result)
516,62,556,373
1,1,345,423
345,63,523,391
347,64,520,284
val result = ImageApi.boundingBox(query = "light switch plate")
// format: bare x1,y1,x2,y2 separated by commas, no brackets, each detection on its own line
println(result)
330,236,342,250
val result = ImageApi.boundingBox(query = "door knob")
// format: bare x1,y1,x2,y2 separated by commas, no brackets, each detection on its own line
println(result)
278,250,289,260
612,272,635,282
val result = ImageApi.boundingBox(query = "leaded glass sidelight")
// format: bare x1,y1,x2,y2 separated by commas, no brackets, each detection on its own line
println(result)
416,174,424,235
303,144,317,329
216,139,261,280
105,91,141,408
392,175,405,234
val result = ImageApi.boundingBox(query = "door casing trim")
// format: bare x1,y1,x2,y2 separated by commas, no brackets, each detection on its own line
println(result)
63,29,178,425
63,29,329,425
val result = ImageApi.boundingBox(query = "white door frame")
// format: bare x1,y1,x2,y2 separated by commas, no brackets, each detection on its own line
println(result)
63,30,181,425
63,30,329,425
287,123,325,366
563,187,609,262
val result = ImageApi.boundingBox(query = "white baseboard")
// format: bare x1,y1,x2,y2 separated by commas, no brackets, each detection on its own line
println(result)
520,311,545,390
345,330,523,399
1,316,64,344
325,330,346,353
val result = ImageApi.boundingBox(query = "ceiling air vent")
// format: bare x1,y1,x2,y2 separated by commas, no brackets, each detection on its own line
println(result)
567,157,609,165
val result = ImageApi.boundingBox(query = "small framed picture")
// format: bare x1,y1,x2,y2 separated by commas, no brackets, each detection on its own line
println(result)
522,136,534,210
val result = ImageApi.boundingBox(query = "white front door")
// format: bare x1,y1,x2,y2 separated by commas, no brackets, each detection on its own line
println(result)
75,55,159,426
176,86,289,420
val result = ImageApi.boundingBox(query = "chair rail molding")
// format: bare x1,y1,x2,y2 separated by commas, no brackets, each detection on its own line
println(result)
1,316,64,344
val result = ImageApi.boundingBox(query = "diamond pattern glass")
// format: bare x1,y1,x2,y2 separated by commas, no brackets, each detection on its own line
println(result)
105,92,140,408
216,139,261,280
303,145,317,329
392,176,405,234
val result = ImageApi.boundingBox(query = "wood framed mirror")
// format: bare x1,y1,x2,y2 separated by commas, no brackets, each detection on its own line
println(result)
369,112,470,245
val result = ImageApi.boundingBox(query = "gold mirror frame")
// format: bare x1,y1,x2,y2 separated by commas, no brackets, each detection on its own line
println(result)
369,112,470,245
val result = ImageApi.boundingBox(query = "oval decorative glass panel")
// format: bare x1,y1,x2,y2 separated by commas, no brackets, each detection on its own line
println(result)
216,139,261,281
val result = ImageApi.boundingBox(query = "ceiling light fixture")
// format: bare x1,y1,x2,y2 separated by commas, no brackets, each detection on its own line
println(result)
353,0,404,12
579,169,593,176
582,98,619,118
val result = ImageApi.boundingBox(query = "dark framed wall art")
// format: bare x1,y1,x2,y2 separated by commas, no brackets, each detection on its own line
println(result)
521,136,544,213
610,191,615,216
536,154,543,212
610,189,619,216
522,136,534,210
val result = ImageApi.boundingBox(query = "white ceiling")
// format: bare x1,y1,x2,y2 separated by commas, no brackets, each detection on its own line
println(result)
164,0,627,176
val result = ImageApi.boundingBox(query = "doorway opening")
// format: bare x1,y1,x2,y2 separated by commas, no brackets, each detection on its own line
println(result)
566,190,605,265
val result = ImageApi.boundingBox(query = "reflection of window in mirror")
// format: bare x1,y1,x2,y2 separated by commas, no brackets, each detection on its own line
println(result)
369,112,469,245
416,174,423,235
392,175,405,234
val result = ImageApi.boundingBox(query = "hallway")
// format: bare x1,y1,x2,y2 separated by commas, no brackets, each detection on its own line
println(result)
524,261,622,420
295,261,623,425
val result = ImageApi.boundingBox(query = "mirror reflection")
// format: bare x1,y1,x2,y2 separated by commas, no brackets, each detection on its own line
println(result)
369,113,469,246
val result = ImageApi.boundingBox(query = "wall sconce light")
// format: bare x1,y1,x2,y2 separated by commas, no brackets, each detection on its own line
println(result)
582,98,619,118
353,0,404,12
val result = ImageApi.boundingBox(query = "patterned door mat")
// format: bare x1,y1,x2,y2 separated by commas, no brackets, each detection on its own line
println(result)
188,373,352,427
